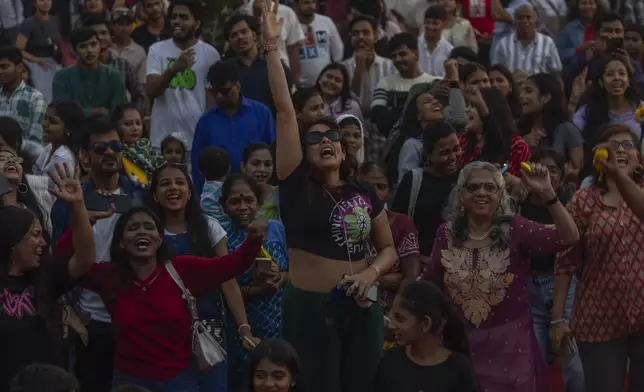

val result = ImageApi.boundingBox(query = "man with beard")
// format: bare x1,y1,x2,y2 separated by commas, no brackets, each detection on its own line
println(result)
52,27,127,120
371,32,437,139
146,0,220,168
84,15,145,114
190,60,275,193
50,122,144,392
293,0,343,88
131,0,172,53
224,13,293,116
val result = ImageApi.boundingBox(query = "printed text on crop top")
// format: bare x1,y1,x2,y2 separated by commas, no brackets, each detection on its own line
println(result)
278,163,384,261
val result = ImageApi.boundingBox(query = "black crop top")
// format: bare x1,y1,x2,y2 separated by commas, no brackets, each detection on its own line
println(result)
279,162,384,261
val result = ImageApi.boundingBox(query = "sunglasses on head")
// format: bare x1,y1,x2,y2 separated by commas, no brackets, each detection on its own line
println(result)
304,129,342,145
91,140,123,154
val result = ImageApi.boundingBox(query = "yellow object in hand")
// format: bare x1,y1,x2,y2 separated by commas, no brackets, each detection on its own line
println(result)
636,104,644,119
593,147,609,181
520,162,532,173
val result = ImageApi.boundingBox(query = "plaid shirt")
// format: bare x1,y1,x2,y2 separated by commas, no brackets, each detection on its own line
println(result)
106,52,144,112
0,81,46,156
624,0,644,26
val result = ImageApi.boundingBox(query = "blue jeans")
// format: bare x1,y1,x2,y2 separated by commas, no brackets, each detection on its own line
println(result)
198,360,228,392
113,364,200,392
527,275,584,392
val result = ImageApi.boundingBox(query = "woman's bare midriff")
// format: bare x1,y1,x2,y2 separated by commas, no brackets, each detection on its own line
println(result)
288,248,368,292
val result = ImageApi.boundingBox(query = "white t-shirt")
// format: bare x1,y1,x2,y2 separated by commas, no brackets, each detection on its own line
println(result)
297,14,344,87
146,39,220,150
241,1,304,66
164,215,228,248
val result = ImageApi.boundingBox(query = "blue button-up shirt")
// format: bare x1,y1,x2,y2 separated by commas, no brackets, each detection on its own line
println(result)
191,97,276,194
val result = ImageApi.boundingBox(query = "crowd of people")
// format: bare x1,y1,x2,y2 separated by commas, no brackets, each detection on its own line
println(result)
1,0,644,391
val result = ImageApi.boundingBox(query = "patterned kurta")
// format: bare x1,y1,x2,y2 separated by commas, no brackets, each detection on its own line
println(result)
225,220,289,391
423,216,564,392
555,187,644,342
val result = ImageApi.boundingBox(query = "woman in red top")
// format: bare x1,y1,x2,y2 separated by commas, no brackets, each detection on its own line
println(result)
552,124,644,392
52,207,266,392
460,0,510,65
460,87,531,190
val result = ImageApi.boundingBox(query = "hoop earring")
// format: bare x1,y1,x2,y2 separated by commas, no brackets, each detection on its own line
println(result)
460,202,465,212
18,183,27,194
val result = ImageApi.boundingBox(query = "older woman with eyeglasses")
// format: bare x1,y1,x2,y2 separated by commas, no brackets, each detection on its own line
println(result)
422,161,579,392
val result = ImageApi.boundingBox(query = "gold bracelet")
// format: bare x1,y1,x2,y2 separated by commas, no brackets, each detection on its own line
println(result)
261,43,279,54
368,264,381,277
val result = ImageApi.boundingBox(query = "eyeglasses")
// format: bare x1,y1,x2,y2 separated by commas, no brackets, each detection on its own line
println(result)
91,141,123,154
608,140,637,150
304,129,342,145
0,155,23,164
464,182,501,195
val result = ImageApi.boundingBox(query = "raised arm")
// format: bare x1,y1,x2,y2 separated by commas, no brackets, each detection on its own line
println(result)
261,0,301,180
48,163,95,278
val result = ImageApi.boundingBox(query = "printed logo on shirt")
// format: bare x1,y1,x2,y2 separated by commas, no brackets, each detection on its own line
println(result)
298,28,328,60
468,0,487,17
167,59,197,90
330,195,372,254
0,288,36,318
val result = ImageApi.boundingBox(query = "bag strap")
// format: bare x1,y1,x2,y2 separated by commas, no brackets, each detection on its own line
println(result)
408,168,423,218
165,261,199,321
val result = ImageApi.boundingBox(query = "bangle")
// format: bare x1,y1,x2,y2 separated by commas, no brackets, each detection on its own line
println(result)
550,318,567,325
368,264,381,277
238,324,251,334
261,44,279,55
544,196,559,206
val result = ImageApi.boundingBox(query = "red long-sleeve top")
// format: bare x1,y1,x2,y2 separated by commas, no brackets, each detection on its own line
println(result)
53,229,262,380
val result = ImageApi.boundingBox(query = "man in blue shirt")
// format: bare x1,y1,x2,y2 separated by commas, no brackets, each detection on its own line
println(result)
191,60,275,194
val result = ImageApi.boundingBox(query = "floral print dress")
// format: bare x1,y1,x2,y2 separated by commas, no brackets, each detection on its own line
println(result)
422,216,565,392
225,220,289,391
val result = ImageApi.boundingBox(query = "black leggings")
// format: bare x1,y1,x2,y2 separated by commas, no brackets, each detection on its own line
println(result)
578,332,644,392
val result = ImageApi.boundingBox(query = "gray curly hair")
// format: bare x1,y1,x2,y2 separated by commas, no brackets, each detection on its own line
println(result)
443,161,516,248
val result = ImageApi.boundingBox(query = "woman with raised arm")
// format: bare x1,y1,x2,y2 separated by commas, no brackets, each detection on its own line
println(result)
261,1,397,391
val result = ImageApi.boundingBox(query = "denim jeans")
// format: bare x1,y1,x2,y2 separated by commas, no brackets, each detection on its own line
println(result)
527,274,584,392
112,363,200,392
198,360,228,392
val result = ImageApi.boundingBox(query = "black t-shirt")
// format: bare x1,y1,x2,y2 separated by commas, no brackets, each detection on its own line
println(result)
391,170,456,256
278,163,384,261
0,257,75,390
131,23,172,53
375,348,478,392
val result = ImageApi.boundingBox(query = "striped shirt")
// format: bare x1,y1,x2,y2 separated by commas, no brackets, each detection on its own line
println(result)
0,81,46,157
342,55,397,108
342,54,396,161
417,36,454,78
491,31,562,74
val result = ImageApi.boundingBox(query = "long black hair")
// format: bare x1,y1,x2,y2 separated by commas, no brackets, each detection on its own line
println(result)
109,206,172,296
315,63,353,110
0,206,61,362
397,281,470,357
148,163,214,258
488,64,522,119
517,73,569,144
247,339,304,392
465,88,514,165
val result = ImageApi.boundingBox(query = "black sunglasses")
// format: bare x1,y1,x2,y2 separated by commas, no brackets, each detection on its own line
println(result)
213,85,234,96
304,129,342,145
91,140,123,154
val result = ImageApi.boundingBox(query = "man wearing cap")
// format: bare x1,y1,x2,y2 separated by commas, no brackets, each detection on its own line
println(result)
111,7,147,90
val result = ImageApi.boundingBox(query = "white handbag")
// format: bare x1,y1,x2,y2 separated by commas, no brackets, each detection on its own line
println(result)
165,262,227,369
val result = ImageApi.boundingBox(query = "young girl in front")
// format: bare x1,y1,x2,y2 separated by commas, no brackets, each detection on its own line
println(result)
375,281,478,392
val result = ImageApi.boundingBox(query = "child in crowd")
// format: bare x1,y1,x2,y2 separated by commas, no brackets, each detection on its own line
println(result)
160,134,187,164
199,146,231,224
337,114,365,165
10,364,79,392
34,100,84,176
248,339,303,392
375,281,478,392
